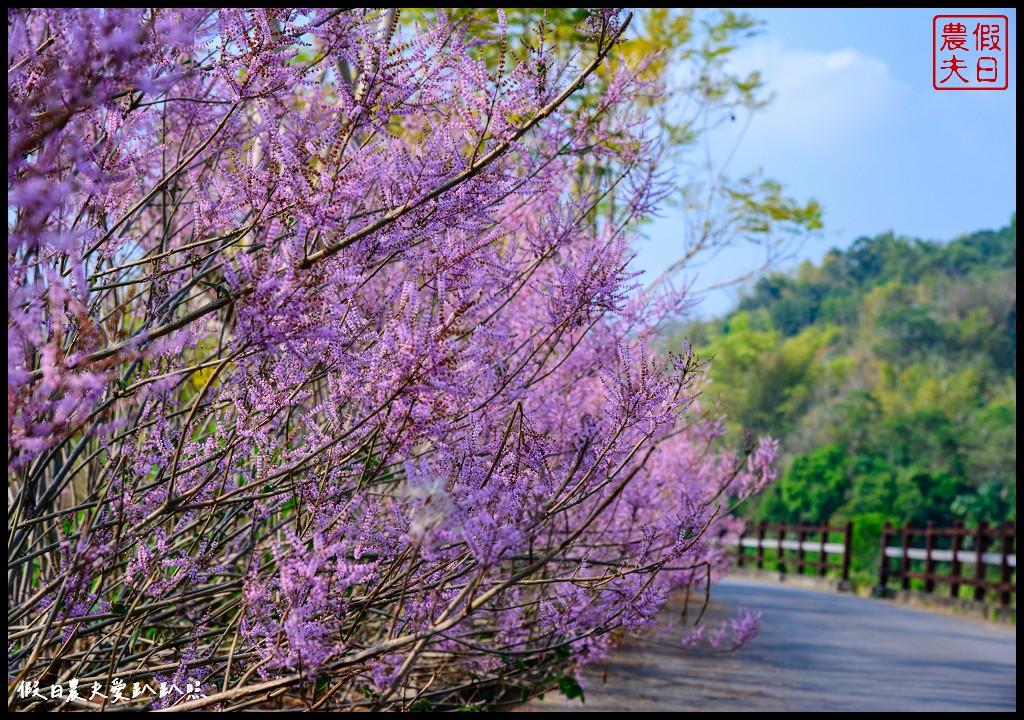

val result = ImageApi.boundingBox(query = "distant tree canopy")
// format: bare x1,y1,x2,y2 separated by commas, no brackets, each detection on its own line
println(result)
671,216,1016,535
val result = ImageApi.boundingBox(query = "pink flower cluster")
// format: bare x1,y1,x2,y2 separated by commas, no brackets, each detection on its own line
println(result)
8,9,776,710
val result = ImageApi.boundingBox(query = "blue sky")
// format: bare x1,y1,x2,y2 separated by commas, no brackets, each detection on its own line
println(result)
631,8,1018,317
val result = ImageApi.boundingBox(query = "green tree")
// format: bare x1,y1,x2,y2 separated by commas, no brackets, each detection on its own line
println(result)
681,218,1016,533
777,443,850,522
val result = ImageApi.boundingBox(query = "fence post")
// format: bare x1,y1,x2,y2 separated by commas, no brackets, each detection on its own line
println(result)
900,524,912,590
797,526,807,576
777,525,786,575
818,523,828,578
756,520,766,570
999,520,1014,607
841,520,853,582
950,520,963,599
924,521,936,593
879,521,892,589
736,525,745,568
973,520,988,602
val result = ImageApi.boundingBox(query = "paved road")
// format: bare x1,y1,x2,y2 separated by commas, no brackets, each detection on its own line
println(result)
523,577,1016,712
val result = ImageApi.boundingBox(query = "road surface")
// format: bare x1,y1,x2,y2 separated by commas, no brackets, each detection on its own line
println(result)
522,577,1016,712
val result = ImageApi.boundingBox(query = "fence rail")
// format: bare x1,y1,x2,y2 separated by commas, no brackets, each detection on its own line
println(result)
735,520,852,581
878,520,1016,606
882,547,1015,567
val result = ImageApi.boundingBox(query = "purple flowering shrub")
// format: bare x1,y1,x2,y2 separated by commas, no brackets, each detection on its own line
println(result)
8,9,776,710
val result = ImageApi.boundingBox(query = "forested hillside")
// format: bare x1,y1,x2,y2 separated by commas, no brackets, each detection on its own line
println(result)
675,216,1016,544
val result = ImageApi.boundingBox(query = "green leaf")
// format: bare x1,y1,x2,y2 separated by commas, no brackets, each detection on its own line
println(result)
200,280,232,298
558,675,585,703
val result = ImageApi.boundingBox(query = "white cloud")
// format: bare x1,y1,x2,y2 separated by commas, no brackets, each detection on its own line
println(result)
823,49,859,72
720,39,906,155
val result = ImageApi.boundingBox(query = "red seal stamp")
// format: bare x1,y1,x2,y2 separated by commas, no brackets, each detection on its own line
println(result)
933,15,1009,90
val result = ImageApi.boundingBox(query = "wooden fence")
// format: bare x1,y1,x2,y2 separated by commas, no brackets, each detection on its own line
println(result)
735,520,852,581
878,520,1016,606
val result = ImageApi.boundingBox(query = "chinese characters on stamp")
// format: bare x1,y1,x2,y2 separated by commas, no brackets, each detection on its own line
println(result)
934,15,1009,90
